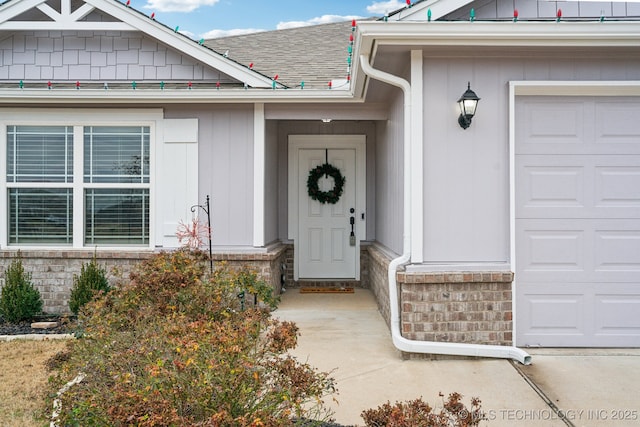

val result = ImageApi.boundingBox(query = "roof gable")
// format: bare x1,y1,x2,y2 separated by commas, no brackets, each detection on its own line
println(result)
0,0,276,88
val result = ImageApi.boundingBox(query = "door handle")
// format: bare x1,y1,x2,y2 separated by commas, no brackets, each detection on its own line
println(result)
349,215,356,246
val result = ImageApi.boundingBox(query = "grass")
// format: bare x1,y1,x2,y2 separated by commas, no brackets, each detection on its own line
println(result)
0,339,68,427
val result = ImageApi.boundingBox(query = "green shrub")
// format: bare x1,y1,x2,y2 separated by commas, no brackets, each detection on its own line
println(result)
68,255,110,315
48,249,336,427
361,393,486,427
0,253,43,323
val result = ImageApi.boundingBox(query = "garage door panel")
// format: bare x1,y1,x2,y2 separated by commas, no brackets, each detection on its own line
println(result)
517,224,585,279
516,161,585,215
518,284,640,347
595,229,640,276
516,100,587,154
596,101,640,148
516,97,640,155
517,155,640,219
595,294,640,337
595,165,640,209
518,286,586,347
519,219,640,283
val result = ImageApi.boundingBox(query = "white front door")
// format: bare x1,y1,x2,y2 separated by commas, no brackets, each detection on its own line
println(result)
288,136,366,281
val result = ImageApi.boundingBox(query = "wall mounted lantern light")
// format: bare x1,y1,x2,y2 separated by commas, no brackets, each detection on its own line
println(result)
457,82,480,129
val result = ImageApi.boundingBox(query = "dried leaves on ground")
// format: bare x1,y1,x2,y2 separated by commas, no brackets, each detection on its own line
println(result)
0,339,68,427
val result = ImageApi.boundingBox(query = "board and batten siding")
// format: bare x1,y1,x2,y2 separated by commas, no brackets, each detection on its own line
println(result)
264,120,279,246
166,105,255,247
421,55,640,264
374,87,405,256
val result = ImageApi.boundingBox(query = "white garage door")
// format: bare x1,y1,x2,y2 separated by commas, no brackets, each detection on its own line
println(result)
515,96,640,347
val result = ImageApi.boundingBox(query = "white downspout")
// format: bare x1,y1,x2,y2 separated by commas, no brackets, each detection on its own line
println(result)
359,54,531,365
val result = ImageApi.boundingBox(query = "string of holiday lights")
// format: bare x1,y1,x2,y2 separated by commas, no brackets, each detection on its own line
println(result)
4,0,627,93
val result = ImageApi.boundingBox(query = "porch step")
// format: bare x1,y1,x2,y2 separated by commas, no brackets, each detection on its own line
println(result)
293,280,360,292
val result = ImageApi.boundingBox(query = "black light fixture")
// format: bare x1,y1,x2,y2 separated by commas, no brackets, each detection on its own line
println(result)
457,82,480,129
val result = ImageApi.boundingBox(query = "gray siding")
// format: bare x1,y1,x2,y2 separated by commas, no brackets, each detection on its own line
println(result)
264,120,279,245
165,105,255,247
375,88,404,256
0,31,230,82
422,54,640,263
444,0,640,20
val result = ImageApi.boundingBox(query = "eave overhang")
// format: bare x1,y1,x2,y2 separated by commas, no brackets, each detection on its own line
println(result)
0,88,359,104
352,21,640,99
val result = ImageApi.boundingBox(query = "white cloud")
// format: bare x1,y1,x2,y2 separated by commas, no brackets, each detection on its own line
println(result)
276,14,364,30
143,0,219,13
201,28,266,39
366,0,406,15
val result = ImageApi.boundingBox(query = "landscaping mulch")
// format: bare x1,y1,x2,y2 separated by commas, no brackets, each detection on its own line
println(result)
0,315,76,336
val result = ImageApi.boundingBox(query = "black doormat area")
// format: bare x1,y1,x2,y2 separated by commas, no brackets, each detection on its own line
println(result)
299,287,355,294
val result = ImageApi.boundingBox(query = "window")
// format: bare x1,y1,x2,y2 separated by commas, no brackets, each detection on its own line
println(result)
6,125,150,246
7,126,73,244
84,127,150,245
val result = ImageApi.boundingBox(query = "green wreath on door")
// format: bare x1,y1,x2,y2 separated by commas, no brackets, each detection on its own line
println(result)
307,163,345,204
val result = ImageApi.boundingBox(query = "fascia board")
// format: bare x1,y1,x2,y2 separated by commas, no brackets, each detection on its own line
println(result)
356,21,640,47
0,88,360,104
0,21,134,30
83,0,276,89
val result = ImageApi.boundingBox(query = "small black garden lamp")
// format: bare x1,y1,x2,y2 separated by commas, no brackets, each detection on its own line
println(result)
457,82,480,129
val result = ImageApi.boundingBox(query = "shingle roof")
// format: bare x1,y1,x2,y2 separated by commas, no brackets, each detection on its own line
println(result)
204,21,356,89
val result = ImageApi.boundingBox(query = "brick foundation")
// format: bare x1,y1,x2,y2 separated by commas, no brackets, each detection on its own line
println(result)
397,272,513,346
0,244,289,314
0,250,153,314
366,244,514,354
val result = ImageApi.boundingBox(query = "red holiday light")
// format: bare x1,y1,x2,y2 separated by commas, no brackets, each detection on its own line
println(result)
151,12,155,19
187,81,192,89
47,81,52,89
557,9,562,18
126,0,130,6
514,9,518,19
273,74,278,81
75,81,80,89
216,81,220,89
249,62,253,69
328,81,332,89
349,33,354,42
406,0,411,6
351,19,356,28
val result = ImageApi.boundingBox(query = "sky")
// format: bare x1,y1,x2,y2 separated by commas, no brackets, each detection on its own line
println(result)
127,0,408,39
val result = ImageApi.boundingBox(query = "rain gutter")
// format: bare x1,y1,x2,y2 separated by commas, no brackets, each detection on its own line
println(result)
359,53,531,365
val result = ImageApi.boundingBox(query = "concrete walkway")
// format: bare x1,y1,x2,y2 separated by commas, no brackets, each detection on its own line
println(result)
274,289,640,427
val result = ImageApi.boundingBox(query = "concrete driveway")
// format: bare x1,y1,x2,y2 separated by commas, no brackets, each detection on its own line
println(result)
274,289,640,427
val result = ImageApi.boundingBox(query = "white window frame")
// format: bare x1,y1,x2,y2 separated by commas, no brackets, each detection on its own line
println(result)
0,108,162,250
